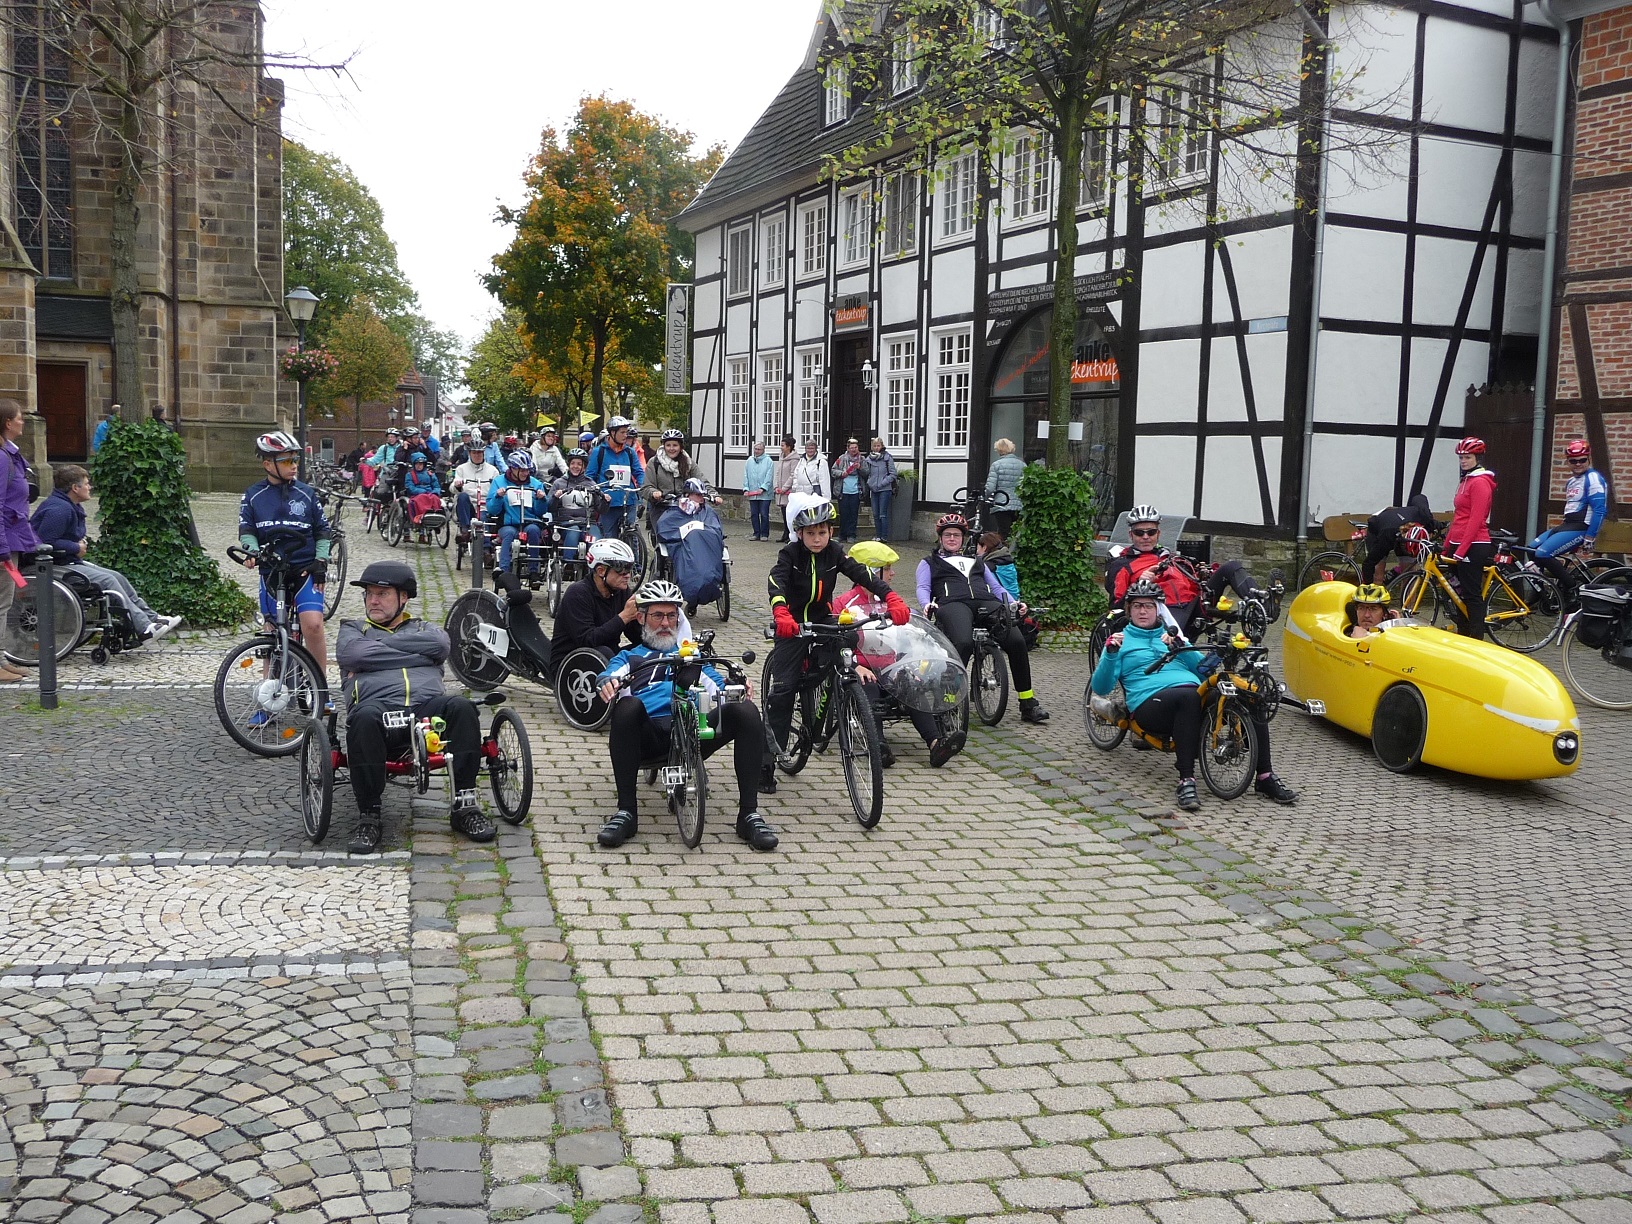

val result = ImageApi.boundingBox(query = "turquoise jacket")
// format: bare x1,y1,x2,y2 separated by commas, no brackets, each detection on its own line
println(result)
1089,621,1203,710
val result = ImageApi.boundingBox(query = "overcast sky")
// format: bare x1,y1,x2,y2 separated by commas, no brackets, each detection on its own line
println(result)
261,1,820,351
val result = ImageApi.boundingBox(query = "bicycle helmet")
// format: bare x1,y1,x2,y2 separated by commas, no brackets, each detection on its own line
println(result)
350,559,418,598
480,422,498,434
579,430,595,445
503,433,520,449
635,579,684,608
1123,576,1166,606
849,540,899,574
588,538,636,570
505,450,534,474
661,428,685,443
1346,582,1391,624
683,477,710,496
1400,522,1431,556
1129,503,1161,526
566,447,589,463
608,416,634,433
1566,439,1591,459
791,500,836,531
542,425,558,438
935,512,969,537
255,430,300,458
403,426,420,438
1455,436,1486,455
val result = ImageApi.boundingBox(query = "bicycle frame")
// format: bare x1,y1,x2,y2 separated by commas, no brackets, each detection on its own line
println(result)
1398,551,1533,628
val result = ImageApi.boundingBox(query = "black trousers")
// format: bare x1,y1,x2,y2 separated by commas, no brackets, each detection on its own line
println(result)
1168,560,1258,638
763,637,824,762
1132,685,1272,780
860,678,942,747
934,601,1033,692
348,695,482,810
609,697,763,817
988,509,1019,539
1450,543,1496,639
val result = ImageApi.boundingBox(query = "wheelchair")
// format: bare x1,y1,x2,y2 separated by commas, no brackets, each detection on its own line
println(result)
299,692,535,844
2,553,145,668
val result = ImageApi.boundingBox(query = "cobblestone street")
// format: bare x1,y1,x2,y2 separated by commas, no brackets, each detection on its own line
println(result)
2,496,1629,1222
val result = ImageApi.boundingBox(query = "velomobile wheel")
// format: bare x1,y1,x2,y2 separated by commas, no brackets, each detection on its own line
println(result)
1371,682,1427,773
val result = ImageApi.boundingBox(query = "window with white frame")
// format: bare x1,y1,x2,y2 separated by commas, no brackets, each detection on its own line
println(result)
727,358,751,451
758,353,785,442
761,214,786,288
931,329,972,452
940,151,978,240
1011,130,1053,221
973,6,1006,49
1150,69,1213,186
726,226,752,297
799,200,827,278
824,61,849,126
891,28,919,94
884,336,917,451
1079,99,1115,209
796,348,826,443
839,186,872,268
880,170,919,258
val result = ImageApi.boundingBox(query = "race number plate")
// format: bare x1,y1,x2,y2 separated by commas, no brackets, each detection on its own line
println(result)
476,623,511,657
608,466,630,488
506,487,532,507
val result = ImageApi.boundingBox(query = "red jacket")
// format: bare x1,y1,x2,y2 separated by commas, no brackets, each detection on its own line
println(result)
1447,467,1495,559
1106,548,1201,606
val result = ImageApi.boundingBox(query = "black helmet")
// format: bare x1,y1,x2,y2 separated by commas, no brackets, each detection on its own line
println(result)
1123,577,1166,606
350,560,418,598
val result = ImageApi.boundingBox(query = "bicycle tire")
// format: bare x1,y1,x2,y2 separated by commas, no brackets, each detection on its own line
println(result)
322,534,348,621
1298,550,1361,590
1083,677,1128,750
718,566,731,622
837,682,885,828
300,718,334,843
384,502,405,547
1560,618,1632,710
1484,572,1563,654
972,641,1009,725
762,655,815,774
546,555,564,617
488,708,534,823
670,705,707,848
213,634,327,757
1199,694,1258,799
1387,568,1448,627
444,591,512,690
435,516,451,549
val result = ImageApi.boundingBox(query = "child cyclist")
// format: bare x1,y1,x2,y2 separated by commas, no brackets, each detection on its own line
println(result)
764,498,911,791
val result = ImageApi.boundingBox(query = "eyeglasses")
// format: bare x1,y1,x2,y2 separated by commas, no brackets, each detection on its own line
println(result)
602,562,635,575
645,609,680,622
1569,456,1590,464
1130,527,1159,538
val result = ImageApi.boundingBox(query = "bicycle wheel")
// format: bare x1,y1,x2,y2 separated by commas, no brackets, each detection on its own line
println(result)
1485,572,1563,654
545,555,565,617
322,534,348,621
213,634,327,757
443,591,512,690
836,683,884,829
384,502,405,547
717,565,731,622
761,655,814,774
1387,569,1448,627
669,706,708,848
300,719,334,843
2,576,83,666
487,707,534,823
1086,610,1123,669
971,641,1009,725
1083,677,1128,750
1199,695,1258,799
1561,618,1632,709
1298,550,1362,590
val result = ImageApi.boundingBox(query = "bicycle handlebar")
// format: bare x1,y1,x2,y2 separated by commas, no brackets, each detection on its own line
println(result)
952,486,1011,509
762,614,891,641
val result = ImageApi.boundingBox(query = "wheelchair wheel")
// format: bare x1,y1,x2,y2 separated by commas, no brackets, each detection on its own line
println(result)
444,591,512,690
761,656,815,774
213,635,327,757
669,706,707,848
555,646,613,731
971,640,1009,725
1083,677,1128,750
323,534,348,621
1200,694,1259,799
717,565,731,622
300,719,334,843
2,576,83,666
384,501,406,547
836,682,884,829
488,707,533,823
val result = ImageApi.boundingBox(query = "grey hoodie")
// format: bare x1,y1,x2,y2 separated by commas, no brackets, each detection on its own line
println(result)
336,616,452,710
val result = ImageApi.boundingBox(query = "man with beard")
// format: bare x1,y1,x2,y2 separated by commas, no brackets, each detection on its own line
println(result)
594,580,777,852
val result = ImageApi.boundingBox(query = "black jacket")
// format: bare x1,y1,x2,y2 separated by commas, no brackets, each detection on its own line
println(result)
768,540,888,623
550,575,641,660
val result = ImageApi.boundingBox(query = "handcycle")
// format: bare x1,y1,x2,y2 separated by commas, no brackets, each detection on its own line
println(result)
762,612,890,828
1087,554,1284,668
1386,540,1563,652
603,631,755,849
298,691,533,844
1083,632,1324,798
929,599,1019,726
215,534,330,757
543,518,595,617
857,613,970,753
950,486,1011,552
1,552,142,668
385,486,452,550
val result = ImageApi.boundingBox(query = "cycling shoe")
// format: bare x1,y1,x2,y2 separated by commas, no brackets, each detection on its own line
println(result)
1175,779,1201,812
736,812,779,851
598,810,638,848
1255,773,1298,805
348,810,383,855
452,798,496,843
247,709,272,728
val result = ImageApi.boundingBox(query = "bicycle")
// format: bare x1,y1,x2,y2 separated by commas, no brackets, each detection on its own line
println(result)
606,631,756,849
762,613,889,829
215,533,329,757
1494,529,1630,611
950,486,1011,552
316,488,357,621
1560,572,1632,709
1087,556,1283,667
1298,518,1368,589
1386,545,1563,652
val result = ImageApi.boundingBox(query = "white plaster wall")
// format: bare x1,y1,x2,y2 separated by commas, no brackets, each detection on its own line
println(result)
1137,339,1202,422
881,262,919,326
1200,435,1281,524
1315,332,1401,426
1213,228,1293,321
1133,436,1197,513
1412,236,1497,329
931,247,976,318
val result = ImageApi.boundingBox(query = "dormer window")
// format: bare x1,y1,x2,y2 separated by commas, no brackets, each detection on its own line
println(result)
824,61,850,126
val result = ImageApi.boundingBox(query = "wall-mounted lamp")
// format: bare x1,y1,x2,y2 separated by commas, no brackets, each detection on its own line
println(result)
861,359,876,391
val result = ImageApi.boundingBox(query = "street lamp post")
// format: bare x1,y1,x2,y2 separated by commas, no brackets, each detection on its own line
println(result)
284,286,320,480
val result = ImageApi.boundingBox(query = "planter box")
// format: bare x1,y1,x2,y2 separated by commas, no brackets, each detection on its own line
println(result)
888,479,917,544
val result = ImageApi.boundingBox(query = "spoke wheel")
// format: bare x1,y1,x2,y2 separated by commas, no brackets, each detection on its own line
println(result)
384,502,405,547
669,706,707,848
443,591,512,690
322,535,348,621
1387,569,1447,627
488,708,534,823
837,683,884,829
718,566,731,622
762,655,814,773
1560,618,1632,710
213,634,327,757
546,556,565,617
1199,695,1258,799
1083,677,1128,750
1485,573,1563,653
2,577,83,666
1298,550,1362,590
435,516,451,548
971,641,1009,725
300,719,334,843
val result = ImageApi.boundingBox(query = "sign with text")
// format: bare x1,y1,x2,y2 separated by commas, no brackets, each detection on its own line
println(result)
833,296,871,333
664,283,691,396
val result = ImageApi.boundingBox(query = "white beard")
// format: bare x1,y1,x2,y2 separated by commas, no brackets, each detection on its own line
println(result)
643,625,679,652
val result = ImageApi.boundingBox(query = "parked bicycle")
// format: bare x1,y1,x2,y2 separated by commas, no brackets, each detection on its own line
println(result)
950,486,1010,554
1387,543,1563,652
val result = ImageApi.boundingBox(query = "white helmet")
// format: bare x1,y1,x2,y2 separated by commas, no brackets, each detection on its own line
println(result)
608,415,634,433
1129,504,1161,526
635,579,684,608
588,538,636,570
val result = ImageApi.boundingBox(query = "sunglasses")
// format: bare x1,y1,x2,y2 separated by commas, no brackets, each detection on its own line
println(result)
1569,456,1590,464
602,561,635,575
1130,527,1159,538
271,454,299,465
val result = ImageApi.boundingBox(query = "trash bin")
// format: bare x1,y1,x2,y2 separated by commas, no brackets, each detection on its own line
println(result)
888,476,916,544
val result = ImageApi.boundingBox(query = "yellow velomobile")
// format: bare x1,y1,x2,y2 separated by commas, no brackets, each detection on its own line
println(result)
1281,582,1581,778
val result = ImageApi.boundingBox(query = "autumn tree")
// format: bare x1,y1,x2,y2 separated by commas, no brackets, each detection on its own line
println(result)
464,313,538,436
321,299,411,448
486,96,722,418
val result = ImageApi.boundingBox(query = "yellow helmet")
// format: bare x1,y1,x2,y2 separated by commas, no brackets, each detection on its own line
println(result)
848,540,899,571
1352,583,1391,606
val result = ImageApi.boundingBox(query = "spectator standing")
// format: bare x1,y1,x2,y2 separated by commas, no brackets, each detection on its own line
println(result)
743,442,775,541
773,435,799,543
1,399,43,682
791,438,831,500
92,406,118,454
832,438,864,543
984,438,1025,538
860,437,898,541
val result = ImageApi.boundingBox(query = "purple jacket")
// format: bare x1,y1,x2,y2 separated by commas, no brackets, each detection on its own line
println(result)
1,440,42,562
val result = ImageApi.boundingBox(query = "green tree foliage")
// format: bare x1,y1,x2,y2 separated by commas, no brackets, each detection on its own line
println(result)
87,421,255,628
1011,465,1105,629
486,96,722,418
321,300,412,448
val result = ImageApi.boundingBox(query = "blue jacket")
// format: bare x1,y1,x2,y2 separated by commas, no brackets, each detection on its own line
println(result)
29,487,86,558
91,418,112,453
743,453,776,501
588,441,644,508
367,443,403,469
485,475,547,528
1563,468,1610,534
1090,621,1203,711
238,477,331,566
598,642,724,722
405,467,441,496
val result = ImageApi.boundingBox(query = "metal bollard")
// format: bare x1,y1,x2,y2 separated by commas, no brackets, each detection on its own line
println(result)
37,555,57,710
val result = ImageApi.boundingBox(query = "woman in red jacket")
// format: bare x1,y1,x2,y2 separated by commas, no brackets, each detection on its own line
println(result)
1445,436,1496,639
